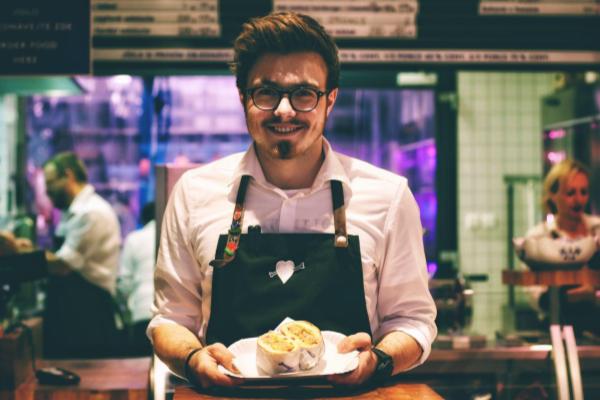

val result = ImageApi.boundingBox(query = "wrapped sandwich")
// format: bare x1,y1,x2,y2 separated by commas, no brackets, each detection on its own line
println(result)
280,320,325,370
256,331,301,374
256,320,324,374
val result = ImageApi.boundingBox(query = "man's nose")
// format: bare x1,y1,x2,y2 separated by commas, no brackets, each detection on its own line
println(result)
273,95,296,119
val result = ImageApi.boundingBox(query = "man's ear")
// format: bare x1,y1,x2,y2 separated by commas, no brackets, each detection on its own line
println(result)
325,88,338,117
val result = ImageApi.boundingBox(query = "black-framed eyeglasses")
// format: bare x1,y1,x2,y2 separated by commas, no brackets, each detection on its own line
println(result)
244,86,327,112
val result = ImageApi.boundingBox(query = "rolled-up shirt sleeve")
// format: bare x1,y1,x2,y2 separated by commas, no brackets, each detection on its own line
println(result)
147,175,204,342
375,185,437,367
56,212,97,270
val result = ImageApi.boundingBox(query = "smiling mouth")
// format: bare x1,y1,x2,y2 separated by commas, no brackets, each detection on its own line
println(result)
266,124,304,136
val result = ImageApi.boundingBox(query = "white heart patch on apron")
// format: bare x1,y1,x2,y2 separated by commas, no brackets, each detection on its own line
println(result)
275,260,295,284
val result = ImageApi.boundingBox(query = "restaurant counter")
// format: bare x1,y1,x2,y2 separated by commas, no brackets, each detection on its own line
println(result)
0,358,150,400
173,383,443,400
2,345,600,400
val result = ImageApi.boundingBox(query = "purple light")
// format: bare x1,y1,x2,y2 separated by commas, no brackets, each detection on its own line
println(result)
546,151,566,164
426,144,436,158
427,262,437,279
547,129,565,140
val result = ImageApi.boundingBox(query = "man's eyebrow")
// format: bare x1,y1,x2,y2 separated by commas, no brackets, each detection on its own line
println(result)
257,79,320,89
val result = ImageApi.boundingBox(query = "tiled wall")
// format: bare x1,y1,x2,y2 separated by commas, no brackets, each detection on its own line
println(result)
457,72,556,337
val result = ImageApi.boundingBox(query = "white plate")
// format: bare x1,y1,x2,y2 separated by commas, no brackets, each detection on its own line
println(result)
218,331,359,379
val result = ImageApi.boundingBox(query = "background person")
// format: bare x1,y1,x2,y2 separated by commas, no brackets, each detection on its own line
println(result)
117,201,156,356
526,159,600,335
42,151,122,358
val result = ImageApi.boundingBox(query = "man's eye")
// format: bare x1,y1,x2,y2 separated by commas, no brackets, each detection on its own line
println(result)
255,88,278,97
294,88,315,98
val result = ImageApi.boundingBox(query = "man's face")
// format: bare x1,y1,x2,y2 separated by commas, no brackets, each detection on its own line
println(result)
242,52,338,161
554,171,589,221
44,164,70,210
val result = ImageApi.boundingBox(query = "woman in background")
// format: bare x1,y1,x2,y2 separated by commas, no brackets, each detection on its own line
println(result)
527,159,600,335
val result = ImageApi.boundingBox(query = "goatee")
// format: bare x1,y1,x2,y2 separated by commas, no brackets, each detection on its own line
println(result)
277,141,291,159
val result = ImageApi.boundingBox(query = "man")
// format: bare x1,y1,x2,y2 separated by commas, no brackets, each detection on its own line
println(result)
43,151,121,357
149,12,436,387
117,202,156,355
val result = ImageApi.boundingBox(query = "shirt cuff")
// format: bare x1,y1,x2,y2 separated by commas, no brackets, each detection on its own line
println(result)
376,321,435,370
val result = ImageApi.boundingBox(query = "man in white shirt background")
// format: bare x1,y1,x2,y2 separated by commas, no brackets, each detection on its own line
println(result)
149,12,436,388
118,201,156,356
42,151,121,358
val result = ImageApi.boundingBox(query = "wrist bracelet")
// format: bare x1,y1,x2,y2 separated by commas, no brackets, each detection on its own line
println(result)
183,347,203,384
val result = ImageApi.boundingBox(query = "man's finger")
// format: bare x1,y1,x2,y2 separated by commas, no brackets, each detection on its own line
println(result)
328,349,373,386
200,367,242,388
328,369,360,385
208,344,242,375
337,332,372,353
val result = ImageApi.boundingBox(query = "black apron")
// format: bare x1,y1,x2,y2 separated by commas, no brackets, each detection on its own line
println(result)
43,235,119,358
205,176,371,346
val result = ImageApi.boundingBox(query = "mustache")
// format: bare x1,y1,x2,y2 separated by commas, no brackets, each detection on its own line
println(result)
263,117,306,127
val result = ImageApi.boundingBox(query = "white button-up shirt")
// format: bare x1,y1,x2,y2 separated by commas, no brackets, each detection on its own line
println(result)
149,140,437,365
55,184,121,294
118,220,156,322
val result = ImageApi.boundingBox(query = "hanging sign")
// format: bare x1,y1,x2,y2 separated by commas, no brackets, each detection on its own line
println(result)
0,0,90,75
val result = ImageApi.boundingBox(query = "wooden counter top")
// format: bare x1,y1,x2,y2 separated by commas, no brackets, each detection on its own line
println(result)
0,357,151,400
174,382,443,400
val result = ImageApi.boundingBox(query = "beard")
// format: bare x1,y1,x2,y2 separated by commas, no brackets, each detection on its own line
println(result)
265,113,328,161
276,141,291,159
49,191,70,210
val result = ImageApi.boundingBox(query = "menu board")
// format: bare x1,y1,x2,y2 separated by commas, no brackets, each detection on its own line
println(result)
92,0,220,37
91,0,599,71
273,0,419,38
0,0,90,75
479,0,600,16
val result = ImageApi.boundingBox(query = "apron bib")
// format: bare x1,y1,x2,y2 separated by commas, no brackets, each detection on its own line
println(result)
205,176,371,346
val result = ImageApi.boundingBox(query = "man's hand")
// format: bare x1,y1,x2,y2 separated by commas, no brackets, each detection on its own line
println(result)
327,332,377,386
45,251,72,276
187,343,244,388
14,237,34,252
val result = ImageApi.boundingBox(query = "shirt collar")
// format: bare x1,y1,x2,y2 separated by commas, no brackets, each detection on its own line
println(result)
227,139,352,198
68,184,95,213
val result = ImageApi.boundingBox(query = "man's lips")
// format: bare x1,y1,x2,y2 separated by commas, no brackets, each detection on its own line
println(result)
265,124,304,136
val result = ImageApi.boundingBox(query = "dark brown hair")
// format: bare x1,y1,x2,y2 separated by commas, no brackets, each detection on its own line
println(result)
44,151,88,183
231,12,339,92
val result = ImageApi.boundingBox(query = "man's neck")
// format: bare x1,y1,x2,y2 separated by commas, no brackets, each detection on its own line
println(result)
67,182,87,208
256,142,324,190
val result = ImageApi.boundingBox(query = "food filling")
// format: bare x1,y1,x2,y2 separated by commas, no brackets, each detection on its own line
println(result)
262,332,296,352
287,324,319,345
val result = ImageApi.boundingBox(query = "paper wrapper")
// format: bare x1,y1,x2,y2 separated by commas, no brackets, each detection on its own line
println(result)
255,331,301,374
280,320,325,370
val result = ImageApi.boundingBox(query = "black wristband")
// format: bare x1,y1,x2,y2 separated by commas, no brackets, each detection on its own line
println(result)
183,347,203,384
370,347,394,384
